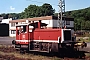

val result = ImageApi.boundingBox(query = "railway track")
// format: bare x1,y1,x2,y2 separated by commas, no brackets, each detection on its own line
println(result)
0,44,90,60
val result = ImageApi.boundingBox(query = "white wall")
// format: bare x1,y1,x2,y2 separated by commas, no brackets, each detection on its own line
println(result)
9,22,16,37
65,21,74,27
1,18,12,24
53,20,74,28
19,22,27,24
53,20,66,27
9,23,16,29
53,20,60,27
41,20,53,27
9,30,16,37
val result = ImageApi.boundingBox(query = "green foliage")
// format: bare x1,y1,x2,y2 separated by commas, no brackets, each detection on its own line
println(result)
19,3,55,18
41,3,55,16
0,13,20,19
65,7,90,30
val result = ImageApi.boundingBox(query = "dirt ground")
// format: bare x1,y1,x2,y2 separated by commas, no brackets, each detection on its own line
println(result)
0,37,15,45
0,37,90,60
0,45,90,60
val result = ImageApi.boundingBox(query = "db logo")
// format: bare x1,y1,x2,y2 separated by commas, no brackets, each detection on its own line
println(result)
22,35,25,39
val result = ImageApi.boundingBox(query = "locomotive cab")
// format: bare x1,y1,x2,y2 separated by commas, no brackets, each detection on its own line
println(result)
12,24,30,50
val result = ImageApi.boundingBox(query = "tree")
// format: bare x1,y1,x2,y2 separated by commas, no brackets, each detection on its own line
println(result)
24,5,39,18
20,3,55,18
86,10,90,21
41,3,55,16
0,13,7,19
19,12,25,19
85,21,90,30
65,7,90,30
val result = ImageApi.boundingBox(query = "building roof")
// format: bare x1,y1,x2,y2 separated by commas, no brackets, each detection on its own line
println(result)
9,16,74,23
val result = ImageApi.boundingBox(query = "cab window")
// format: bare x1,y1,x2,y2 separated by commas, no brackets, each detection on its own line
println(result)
23,26,26,32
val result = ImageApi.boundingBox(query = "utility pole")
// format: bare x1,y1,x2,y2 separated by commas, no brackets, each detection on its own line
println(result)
58,0,65,28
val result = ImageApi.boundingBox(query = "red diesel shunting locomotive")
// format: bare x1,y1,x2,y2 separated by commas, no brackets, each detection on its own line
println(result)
12,20,87,53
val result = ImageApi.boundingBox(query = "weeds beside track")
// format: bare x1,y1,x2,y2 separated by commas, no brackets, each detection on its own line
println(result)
0,45,90,60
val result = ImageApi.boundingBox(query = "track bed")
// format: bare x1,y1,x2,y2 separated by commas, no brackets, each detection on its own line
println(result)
0,45,90,60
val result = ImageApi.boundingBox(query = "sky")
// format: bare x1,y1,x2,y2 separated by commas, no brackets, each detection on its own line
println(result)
0,0,90,14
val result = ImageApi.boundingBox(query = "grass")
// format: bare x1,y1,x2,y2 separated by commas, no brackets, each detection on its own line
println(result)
77,38,90,43
77,38,88,42
0,45,62,60
85,53,90,57
0,46,62,60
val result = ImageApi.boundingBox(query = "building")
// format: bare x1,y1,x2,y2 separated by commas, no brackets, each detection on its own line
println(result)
9,16,74,37
1,18,12,24
0,23,9,36
0,18,12,36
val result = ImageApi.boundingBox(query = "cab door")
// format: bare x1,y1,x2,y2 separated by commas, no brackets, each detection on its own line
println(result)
16,26,21,41
20,25,29,44
15,25,29,44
